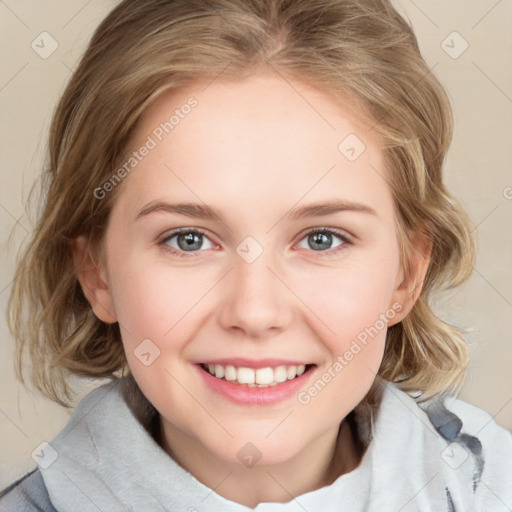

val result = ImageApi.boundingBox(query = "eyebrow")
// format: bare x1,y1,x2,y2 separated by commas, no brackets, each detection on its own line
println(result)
135,199,377,223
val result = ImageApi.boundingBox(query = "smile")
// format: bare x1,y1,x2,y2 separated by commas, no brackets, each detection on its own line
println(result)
199,363,313,387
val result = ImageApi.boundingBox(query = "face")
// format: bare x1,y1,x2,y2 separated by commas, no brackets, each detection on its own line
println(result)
83,71,417,470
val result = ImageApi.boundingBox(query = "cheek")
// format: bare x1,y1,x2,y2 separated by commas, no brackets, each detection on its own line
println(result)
108,257,213,409
291,243,400,409
295,260,395,414
106,249,211,344
294,247,400,345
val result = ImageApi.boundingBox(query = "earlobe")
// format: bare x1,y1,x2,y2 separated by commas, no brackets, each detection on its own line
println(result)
388,229,433,326
71,235,118,324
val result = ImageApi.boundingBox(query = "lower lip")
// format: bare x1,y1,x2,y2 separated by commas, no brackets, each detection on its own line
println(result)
195,365,316,406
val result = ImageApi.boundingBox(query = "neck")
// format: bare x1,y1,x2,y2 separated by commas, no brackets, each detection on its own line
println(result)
157,414,364,507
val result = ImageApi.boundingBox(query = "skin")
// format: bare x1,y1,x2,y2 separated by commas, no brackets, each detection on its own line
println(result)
73,70,431,507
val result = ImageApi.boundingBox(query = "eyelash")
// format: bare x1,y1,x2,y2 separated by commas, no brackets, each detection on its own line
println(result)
157,227,352,259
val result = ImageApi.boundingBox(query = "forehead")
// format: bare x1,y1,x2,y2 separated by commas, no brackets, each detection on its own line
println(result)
111,71,394,224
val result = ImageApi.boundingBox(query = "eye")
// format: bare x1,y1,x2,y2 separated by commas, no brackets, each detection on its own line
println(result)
158,228,216,257
296,227,351,255
157,226,352,259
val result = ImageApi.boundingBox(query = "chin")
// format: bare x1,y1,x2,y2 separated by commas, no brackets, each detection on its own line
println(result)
204,430,309,469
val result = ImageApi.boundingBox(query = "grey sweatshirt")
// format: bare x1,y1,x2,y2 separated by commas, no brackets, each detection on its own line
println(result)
1,376,511,511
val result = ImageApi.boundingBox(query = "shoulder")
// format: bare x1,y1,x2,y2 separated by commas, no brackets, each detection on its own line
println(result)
420,390,512,508
0,467,57,512
443,394,512,470
370,383,512,509
445,394,512,443
438,393,512,461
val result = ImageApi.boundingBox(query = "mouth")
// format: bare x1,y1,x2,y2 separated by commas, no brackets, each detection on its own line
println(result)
198,362,316,388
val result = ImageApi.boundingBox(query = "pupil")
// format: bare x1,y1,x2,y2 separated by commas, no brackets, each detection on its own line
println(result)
310,232,331,251
178,232,202,251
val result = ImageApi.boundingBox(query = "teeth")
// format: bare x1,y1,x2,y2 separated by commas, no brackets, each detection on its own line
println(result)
203,363,310,386
274,366,288,383
237,367,255,384
224,365,237,381
287,366,297,380
214,364,224,379
255,367,274,384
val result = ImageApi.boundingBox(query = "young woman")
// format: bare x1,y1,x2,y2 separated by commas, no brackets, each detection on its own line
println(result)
2,0,511,510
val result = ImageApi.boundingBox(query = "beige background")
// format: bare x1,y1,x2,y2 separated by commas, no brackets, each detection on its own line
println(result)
1,0,511,488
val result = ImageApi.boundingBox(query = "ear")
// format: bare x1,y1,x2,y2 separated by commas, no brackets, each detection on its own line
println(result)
388,227,432,326
71,235,118,324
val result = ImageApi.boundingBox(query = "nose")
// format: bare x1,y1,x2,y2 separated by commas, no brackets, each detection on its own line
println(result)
217,249,294,338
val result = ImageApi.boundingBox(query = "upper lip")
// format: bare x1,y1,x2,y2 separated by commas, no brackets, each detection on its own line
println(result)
196,358,314,368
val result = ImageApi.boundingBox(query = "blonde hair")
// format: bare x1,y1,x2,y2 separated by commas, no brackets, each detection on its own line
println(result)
8,0,476,407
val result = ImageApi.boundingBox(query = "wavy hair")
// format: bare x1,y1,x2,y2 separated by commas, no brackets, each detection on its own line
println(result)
7,0,476,407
